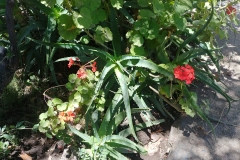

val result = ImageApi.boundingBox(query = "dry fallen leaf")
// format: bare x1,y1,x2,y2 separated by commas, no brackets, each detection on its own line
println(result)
18,151,32,160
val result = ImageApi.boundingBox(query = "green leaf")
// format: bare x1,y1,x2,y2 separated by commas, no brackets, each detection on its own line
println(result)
39,120,50,128
179,99,195,117
41,0,56,7
182,85,216,137
68,124,92,143
94,26,113,43
139,9,155,19
119,55,173,79
66,82,75,91
174,0,192,14
134,19,149,36
82,0,101,11
16,121,24,128
111,0,123,10
52,98,63,106
119,119,164,138
79,35,90,44
131,34,144,47
39,112,48,120
145,20,159,40
56,0,63,5
68,74,77,83
130,45,146,56
173,14,187,31
58,14,80,40
110,8,122,57
57,102,68,111
114,67,138,141
105,145,129,160
152,0,164,14
105,135,147,153
137,0,152,7
92,9,106,24
73,8,92,29
47,107,57,117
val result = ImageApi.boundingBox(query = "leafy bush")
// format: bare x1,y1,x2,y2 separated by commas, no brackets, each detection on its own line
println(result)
25,0,240,159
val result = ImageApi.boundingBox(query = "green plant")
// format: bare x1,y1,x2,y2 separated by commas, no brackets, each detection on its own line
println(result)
32,0,240,159
0,122,26,159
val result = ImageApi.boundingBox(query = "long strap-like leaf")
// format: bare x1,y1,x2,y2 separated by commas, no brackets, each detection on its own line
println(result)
175,1,214,61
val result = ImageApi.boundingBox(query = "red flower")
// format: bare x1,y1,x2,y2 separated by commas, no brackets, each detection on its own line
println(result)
226,5,236,16
77,68,87,79
68,58,75,68
174,64,195,84
66,111,76,122
92,61,97,72
58,112,66,122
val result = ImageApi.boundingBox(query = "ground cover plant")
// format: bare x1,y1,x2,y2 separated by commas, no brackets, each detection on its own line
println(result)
0,0,240,159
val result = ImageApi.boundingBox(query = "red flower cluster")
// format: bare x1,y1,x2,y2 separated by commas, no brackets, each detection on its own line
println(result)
58,111,76,122
226,5,236,17
68,58,75,68
174,64,195,84
68,58,97,79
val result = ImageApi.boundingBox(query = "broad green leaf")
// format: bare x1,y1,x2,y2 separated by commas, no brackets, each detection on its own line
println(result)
39,112,48,120
134,19,149,36
47,107,57,117
52,98,63,106
137,0,152,7
39,119,50,128
94,26,113,43
73,8,92,29
152,0,164,14
139,9,155,19
58,14,80,40
66,82,75,91
57,102,68,111
130,34,144,47
82,0,101,11
92,9,106,24
173,14,187,31
111,0,123,10
130,45,146,56
145,20,159,39
174,0,192,14
68,74,77,83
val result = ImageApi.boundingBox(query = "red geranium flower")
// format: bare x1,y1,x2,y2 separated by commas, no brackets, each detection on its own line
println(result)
58,112,66,122
77,68,87,79
66,111,76,122
68,58,75,68
92,61,97,72
226,5,236,16
174,64,195,84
